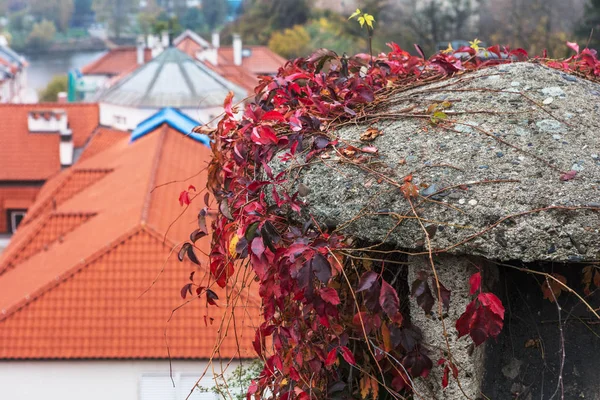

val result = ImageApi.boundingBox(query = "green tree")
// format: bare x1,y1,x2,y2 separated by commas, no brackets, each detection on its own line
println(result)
225,0,312,45
180,7,206,32
30,0,74,32
93,0,136,39
577,0,600,49
39,75,68,102
268,25,311,58
27,19,56,51
202,0,228,32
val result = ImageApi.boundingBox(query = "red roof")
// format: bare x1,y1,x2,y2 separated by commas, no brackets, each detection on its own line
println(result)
0,124,260,359
217,46,286,76
81,47,152,77
0,103,100,181
0,187,40,233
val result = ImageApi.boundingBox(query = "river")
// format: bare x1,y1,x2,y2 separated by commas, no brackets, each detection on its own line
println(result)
24,50,106,92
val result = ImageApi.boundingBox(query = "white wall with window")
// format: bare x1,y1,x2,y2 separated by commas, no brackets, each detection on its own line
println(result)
0,360,243,400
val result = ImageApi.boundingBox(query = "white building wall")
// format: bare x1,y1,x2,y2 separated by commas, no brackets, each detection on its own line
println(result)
0,359,235,400
99,103,222,130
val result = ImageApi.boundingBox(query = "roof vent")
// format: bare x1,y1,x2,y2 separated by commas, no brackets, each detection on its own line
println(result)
28,110,68,133
242,48,252,58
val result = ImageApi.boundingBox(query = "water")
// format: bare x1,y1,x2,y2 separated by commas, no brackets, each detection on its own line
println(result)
24,50,106,91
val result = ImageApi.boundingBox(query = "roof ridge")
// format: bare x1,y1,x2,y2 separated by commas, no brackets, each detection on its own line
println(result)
0,225,145,322
140,124,168,223
0,212,97,275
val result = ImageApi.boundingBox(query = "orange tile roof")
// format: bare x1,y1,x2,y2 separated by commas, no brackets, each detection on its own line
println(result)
0,103,100,181
0,123,260,359
81,47,152,76
0,187,40,233
78,127,129,162
217,46,286,75
176,36,204,59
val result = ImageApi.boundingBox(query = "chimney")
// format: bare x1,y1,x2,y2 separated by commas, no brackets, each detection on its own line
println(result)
59,124,74,168
147,34,155,49
57,92,68,103
137,35,145,65
212,32,220,48
161,30,170,48
28,110,67,132
233,34,242,66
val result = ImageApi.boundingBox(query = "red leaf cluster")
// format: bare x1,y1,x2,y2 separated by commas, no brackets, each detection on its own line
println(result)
456,273,505,346
180,41,595,399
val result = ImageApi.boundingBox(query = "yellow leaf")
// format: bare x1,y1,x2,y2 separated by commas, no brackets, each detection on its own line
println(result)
349,8,362,20
358,16,365,27
441,42,454,54
360,375,379,399
364,14,375,29
229,234,240,258
382,322,392,352
469,38,482,51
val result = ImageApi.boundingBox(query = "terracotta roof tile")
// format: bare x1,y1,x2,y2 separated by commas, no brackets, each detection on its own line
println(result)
0,103,100,181
78,127,129,162
0,123,260,359
0,229,259,359
217,46,286,75
0,213,95,275
81,47,152,76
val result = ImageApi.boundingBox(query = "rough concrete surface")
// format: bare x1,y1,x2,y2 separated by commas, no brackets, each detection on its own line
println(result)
275,63,600,262
408,255,486,399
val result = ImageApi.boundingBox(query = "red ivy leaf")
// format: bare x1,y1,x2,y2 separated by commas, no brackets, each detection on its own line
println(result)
380,280,400,318
325,348,337,367
339,346,356,365
442,365,450,388
469,272,481,295
560,170,578,181
356,271,378,292
251,237,266,257
180,283,193,299
179,190,191,206
438,281,451,311
477,292,505,319
320,287,341,305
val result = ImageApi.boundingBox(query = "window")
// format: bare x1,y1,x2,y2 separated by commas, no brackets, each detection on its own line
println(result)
113,115,127,129
140,373,218,400
7,210,26,233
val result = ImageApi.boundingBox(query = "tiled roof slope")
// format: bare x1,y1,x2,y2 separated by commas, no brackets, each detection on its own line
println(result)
81,47,152,76
0,103,100,180
78,127,129,162
217,46,286,75
0,123,260,359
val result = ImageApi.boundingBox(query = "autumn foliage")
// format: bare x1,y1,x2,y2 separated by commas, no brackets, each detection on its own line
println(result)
177,41,600,399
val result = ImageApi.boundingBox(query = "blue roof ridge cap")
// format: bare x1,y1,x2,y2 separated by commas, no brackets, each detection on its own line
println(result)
130,107,210,146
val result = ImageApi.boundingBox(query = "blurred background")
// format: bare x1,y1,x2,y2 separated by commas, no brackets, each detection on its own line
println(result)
0,0,596,98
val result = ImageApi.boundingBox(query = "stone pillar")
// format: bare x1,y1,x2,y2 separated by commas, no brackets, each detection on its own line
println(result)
407,254,490,399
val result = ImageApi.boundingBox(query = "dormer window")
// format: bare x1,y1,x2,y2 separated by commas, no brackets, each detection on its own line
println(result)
7,209,26,233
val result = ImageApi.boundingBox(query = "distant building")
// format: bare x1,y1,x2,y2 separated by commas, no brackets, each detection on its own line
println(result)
95,46,247,130
0,37,29,103
0,103,100,253
0,107,259,400
174,30,287,93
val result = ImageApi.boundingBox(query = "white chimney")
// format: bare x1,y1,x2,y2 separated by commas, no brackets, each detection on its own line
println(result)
59,125,74,168
57,92,68,103
212,32,220,48
147,34,155,49
137,35,145,65
161,30,170,48
28,110,68,132
233,34,242,66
